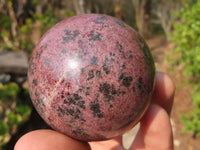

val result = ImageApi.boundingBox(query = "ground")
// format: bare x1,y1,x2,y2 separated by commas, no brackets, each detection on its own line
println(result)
147,35,200,150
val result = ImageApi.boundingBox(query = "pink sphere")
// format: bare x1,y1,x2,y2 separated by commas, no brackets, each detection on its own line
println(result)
28,14,155,141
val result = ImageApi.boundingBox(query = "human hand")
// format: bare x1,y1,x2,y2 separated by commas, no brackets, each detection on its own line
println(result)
14,72,175,150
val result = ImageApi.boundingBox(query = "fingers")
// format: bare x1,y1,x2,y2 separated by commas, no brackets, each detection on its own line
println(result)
14,129,123,150
152,72,175,115
131,104,174,150
130,72,175,150
14,129,90,150
89,136,124,150
143,104,174,150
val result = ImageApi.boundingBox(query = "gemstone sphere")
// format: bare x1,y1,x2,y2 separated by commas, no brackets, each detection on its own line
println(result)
28,14,155,141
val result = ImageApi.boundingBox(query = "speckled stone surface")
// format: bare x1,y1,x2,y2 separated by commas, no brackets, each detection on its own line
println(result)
28,14,155,141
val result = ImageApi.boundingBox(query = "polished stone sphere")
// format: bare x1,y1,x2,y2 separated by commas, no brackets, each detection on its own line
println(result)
28,14,155,141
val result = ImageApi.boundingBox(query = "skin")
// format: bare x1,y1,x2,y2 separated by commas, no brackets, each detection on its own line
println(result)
14,72,175,150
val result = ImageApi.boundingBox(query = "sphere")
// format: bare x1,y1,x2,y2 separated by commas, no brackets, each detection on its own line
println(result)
28,14,155,141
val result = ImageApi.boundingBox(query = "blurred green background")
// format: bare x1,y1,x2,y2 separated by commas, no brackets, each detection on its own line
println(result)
0,0,200,149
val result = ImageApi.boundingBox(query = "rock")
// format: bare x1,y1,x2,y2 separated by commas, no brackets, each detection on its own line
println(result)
0,74,11,84
0,51,28,75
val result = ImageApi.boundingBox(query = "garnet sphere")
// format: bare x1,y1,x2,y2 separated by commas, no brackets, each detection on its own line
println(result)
28,14,155,141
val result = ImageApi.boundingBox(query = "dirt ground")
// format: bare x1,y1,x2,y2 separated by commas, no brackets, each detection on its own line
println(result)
146,35,200,150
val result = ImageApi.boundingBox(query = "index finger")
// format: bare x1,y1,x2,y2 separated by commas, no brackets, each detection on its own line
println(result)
152,72,175,115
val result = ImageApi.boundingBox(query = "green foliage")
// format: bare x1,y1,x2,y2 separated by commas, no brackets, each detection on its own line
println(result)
19,8,75,53
171,0,200,137
19,18,35,52
38,9,61,34
32,0,39,6
0,82,31,148
0,82,19,100
0,1,75,52
0,16,11,30
0,121,9,136
15,105,31,117
20,19,33,34
65,11,75,18
6,113,22,126
181,108,200,137
0,14,13,50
